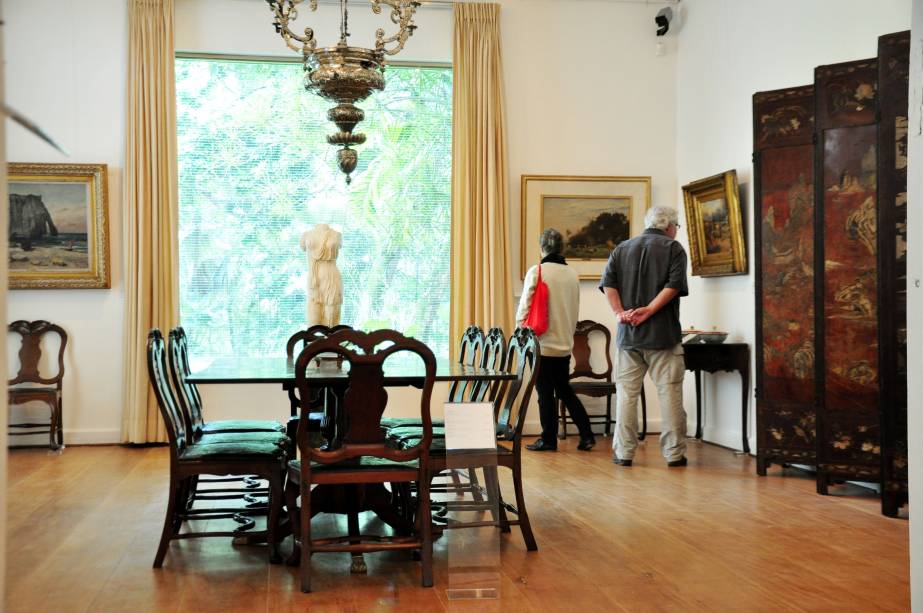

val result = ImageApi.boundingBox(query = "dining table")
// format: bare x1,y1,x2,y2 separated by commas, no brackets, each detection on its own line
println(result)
188,354,515,572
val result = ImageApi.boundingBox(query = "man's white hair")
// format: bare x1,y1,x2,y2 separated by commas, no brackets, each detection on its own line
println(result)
644,206,679,231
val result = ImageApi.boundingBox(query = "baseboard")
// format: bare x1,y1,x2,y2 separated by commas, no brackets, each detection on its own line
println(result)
7,428,121,447
523,418,664,437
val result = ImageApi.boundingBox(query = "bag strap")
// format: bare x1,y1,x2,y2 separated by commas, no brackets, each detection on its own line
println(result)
536,262,542,284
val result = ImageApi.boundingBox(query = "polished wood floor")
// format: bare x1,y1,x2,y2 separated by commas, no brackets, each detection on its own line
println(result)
6,440,909,612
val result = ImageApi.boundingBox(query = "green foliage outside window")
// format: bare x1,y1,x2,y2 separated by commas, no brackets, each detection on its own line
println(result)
176,58,452,360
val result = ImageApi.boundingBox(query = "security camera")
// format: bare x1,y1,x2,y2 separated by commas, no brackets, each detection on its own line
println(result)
655,7,672,37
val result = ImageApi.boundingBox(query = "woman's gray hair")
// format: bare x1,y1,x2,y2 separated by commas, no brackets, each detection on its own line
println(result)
644,206,679,231
539,228,564,255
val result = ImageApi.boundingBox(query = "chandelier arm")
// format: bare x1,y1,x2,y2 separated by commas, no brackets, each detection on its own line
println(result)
370,0,419,55
268,0,318,52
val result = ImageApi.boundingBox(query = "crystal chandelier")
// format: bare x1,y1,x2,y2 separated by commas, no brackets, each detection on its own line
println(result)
267,0,421,184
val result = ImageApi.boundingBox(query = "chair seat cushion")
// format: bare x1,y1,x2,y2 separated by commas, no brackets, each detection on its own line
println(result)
395,436,512,456
196,431,290,446
570,381,616,395
380,417,445,429
179,440,286,461
288,457,419,474
384,423,509,444
201,419,286,434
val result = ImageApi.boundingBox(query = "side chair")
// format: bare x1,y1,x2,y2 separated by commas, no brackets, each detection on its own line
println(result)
559,319,648,440
8,320,67,450
392,327,540,551
148,329,287,567
284,328,436,593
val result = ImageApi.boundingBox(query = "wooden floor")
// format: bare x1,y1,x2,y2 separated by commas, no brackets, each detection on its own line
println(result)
6,440,909,612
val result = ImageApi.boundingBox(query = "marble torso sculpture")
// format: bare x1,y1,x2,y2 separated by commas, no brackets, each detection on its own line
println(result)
300,223,343,327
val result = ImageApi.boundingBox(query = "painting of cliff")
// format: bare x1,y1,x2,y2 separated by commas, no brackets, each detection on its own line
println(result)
7,163,110,289
9,183,90,271
541,195,631,259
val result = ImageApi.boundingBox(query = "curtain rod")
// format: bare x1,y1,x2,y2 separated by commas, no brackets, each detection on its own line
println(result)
311,0,678,6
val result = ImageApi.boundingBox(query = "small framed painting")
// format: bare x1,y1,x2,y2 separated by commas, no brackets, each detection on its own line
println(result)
682,169,747,277
520,175,651,280
8,163,111,289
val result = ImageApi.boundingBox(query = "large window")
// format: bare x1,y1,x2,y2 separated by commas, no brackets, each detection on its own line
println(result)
176,57,452,360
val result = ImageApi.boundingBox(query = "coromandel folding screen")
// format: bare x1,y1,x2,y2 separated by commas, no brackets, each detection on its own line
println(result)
753,85,816,476
815,56,882,493
753,31,909,517
877,30,910,517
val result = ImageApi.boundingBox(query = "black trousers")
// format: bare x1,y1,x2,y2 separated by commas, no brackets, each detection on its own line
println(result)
536,355,593,444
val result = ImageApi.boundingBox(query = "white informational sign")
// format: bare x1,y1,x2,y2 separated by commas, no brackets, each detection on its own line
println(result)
443,402,496,451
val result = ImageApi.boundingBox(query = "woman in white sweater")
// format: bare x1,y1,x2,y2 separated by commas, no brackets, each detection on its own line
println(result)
516,229,596,452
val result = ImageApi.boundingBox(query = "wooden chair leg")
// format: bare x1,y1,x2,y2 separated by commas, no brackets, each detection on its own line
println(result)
482,465,500,523
639,388,648,441
468,467,484,502
511,461,537,551
267,469,283,564
153,475,180,568
605,393,613,437
419,478,434,587
47,401,57,451
285,476,301,566
558,399,568,440
299,479,313,593
56,398,64,449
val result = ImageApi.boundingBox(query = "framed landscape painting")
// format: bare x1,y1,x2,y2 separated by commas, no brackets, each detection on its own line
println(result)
682,169,747,276
521,175,651,280
8,163,111,289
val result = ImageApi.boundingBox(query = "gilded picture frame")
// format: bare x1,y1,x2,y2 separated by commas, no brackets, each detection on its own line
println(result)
520,175,651,280
8,163,111,289
681,170,747,277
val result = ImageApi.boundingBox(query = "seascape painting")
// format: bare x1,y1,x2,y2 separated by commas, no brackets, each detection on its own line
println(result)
542,195,631,259
9,181,91,272
7,163,110,289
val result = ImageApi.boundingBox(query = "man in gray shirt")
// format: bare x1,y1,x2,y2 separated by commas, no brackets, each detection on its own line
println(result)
598,206,689,467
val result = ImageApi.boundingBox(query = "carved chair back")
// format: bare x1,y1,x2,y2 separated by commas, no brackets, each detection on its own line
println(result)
286,324,353,360
448,325,484,402
167,327,205,437
570,319,614,382
293,329,436,470
473,326,507,403
147,329,189,454
8,320,67,389
495,327,539,443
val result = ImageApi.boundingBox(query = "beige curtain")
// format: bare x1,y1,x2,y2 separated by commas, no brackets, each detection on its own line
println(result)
450,2,513,352
121,0,179,443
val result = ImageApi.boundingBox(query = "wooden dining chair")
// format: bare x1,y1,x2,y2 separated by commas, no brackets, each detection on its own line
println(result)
168,327,287,438
147,329,287,568
8,320,67,450
395,327,540,551
284,328,436,593
380,324,483,431
285,325,352,414
167,327,290,518
558,319,647,440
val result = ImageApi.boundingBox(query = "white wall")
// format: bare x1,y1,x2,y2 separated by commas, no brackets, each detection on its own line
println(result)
906,1,922,607
4,0,679,441
4,0,127,445
675,0,912,450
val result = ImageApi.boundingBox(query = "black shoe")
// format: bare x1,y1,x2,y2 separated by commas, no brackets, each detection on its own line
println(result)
612,458,633,467
667,456,688,467
526,439,557,452
577,437,596,451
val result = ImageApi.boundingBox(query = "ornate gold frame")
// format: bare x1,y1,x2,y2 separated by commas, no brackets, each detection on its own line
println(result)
520,175,651,280
8,163,111,289
681,169,747,277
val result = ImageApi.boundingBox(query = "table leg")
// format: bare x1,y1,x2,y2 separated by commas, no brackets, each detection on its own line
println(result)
694,370,703,440
740,367,750,454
